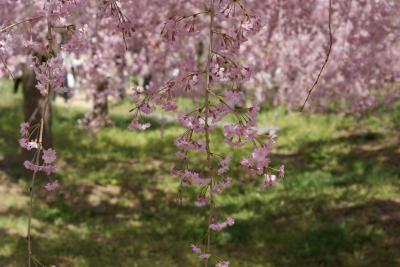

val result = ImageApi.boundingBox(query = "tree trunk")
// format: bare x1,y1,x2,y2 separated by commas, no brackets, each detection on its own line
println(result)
93,82,110,126
22,65,53,150
83,82,112,128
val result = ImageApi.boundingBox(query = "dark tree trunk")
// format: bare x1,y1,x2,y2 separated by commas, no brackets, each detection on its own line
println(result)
22,65,53,150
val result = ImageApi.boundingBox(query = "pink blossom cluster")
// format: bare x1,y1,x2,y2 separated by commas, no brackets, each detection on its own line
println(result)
222,104,259,146
262,165,285,188
19,122,57,176
191,244,211,260
62,25,89,55
178,113,206,133
23,148,57,175
153,94,178,112
161,16,194,43
100,0,136,45
240,131,276,176
30,55,68,95
23,160,56,175
42,148,57,164
262,174,277,188
223,124,257,147
212,176,232,195
174,136,206,152
278,165,285,178
19,139,38,151
217,157,230,175
19,122,30,136
195,196,210,207
211,60,252,83
171,169,211,187
128,117,150,131
43,0,82,21
44,180,60,191
19,122,38,150
216,261,230,267
209,217,235,231
129,86,178,130
153,1,284,264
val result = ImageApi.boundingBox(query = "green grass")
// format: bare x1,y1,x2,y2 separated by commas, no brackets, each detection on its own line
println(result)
0,87,399,267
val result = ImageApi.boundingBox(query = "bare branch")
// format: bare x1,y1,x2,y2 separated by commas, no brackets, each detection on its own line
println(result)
299,0,333,112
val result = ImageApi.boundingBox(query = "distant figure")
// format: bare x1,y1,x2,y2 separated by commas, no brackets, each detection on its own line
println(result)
63,74,69,102
143,74,152,88
13,65,23,94
13,77,22,94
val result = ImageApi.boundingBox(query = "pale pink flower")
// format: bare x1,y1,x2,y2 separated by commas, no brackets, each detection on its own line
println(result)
174,137,206,152
278,165,285,178
163,101,177,111
24,161,56,175
195,196,209,207
42,148,56,164
217,157,230,175
24,161,40,173
212,177,232,195
209,217,235,231
139,103,155,114
262,174,277,188
216,261,230,267
129,117,151,131
20,122,30,136
199,253,211,260
191,244,201,254
191,244,211,260
43,164,57,175
44,180,60,191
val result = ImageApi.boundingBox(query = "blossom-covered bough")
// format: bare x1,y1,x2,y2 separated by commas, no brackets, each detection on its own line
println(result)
0,1,91,266
129,0,284,266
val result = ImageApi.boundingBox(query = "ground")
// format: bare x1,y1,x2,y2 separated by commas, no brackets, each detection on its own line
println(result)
0,87,399,267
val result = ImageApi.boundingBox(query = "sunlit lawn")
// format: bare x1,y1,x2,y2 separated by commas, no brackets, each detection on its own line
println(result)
0,88,399,267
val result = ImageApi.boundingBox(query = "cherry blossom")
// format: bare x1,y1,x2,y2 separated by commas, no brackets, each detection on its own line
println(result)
195,196,210,207
209,217,235,231
128,117,151,131
262,174,278,188
42,148,56,164
212,177,232,195
191,244,211,260
44,180,60,191
216,261,230,267
217,157,230,175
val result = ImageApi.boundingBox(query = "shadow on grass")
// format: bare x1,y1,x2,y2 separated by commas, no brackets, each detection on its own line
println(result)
0,99,399,266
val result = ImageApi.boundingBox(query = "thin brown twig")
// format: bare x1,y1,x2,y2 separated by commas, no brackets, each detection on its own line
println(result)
299,0,333,112
27,17,54,267
204,1,215,267
0,54,15,80
27,170,37,267
27,118,43,267
0,16,45,33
